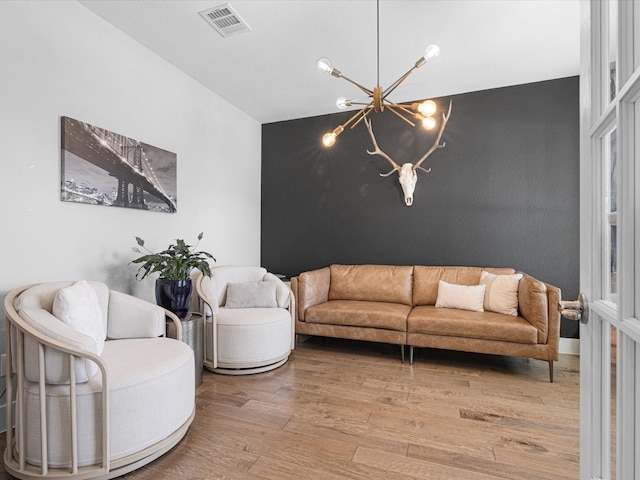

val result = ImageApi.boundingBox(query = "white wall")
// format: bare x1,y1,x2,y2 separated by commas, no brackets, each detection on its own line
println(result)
0,1,261,422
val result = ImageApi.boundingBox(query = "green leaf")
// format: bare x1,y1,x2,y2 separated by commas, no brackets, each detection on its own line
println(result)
130,233,215,281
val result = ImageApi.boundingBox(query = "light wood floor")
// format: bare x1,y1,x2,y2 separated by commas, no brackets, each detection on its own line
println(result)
0,338,580,479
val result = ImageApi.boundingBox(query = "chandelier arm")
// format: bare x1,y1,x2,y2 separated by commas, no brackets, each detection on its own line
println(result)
387,103,418,119
350,106,375,129
413,100,452,171
339,75,374,96
382,67,417,98
340,103,374,131
384,105,416,127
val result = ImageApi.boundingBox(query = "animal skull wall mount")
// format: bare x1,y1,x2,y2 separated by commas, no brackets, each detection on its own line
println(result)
364,100,452,206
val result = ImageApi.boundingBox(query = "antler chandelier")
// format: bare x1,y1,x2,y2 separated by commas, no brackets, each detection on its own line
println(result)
317,0,442,147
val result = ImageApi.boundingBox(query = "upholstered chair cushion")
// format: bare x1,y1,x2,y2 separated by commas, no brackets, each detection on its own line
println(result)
211,266,268,306
19,337,194,468
15,281,110,384
215,308,292,364
264,272,291,308
18,307,99,384
107,291,165,339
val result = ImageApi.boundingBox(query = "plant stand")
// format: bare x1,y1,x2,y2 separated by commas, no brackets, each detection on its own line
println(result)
167,312,203,387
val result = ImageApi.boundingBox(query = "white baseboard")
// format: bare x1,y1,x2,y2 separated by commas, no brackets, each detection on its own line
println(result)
560,337,579,355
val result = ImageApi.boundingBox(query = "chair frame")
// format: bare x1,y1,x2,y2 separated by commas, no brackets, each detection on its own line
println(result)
195,271,296,375
3,284,194,480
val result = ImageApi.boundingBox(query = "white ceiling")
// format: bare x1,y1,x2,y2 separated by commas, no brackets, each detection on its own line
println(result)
77,0,580,125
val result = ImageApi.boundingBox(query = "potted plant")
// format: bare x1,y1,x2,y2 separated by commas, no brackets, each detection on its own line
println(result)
131,232,215,318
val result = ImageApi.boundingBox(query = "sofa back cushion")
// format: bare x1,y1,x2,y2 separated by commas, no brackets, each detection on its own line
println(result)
329,264,413,306
413,266,515,306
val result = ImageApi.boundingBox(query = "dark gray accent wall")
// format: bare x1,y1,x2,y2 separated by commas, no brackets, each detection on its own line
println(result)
262,76,579,337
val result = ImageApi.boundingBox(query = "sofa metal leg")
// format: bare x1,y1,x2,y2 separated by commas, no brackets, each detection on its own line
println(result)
548,361,554,383
400,345,405,363
409,346,414,365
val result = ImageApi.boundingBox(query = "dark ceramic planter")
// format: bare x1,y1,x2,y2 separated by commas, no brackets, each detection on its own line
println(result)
155,278,192,319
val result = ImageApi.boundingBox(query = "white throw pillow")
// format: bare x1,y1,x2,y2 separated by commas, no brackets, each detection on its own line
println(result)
53,280,106,354
435,280,486,312
479,271,523,316
225,281,278,309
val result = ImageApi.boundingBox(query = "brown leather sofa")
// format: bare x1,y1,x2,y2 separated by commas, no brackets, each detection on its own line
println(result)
290,264,561,382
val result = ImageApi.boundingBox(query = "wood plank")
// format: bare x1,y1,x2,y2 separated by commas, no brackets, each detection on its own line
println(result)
408,442,578,480
353,446,505,480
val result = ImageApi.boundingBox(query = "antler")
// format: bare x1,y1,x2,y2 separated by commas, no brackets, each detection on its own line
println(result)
413,99,452,173
364,117,402,177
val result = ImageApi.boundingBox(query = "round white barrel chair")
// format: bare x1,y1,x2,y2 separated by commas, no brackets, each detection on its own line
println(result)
194,266,295,375
3,280,195,479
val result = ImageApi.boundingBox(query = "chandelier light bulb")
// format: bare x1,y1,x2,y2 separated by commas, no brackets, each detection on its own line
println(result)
424,44,440,61
418,100,437,116
322,132,337,147
422,116,436,130
317,57,333,74
336,97,348,110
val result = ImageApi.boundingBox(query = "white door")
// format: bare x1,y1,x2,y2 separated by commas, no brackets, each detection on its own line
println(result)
580,1,640,479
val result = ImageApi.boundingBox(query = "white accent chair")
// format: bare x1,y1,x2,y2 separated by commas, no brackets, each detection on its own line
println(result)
3,281,195,479
194,266,295,375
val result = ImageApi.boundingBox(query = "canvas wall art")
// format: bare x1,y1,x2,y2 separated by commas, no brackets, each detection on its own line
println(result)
61,116,177,213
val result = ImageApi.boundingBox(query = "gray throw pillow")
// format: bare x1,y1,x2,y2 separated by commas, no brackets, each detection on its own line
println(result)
225,281,278,308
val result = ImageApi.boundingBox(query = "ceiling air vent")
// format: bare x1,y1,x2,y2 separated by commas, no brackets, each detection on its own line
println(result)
199,3,251,38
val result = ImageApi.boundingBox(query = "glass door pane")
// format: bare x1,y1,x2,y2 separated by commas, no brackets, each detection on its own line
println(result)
606,0,618,105
610,326,617,480
603,127,617,303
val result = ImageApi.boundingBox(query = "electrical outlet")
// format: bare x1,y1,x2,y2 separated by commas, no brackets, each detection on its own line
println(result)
0,354,6,377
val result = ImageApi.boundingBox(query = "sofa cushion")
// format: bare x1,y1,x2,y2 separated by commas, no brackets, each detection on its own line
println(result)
408,305,537,344
479,271,523,316
305,300,411,331
413,266,515,306
328,265,413,306
435,281,486,312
